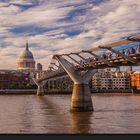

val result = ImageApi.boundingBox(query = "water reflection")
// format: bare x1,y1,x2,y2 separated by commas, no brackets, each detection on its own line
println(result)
35,96,94,134
34,96,71,133
70,112,93,134
1,95,140,133
19,97,34,133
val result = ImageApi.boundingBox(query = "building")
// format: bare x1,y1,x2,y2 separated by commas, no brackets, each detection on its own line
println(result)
35,63,47,79
36,71,47,80
0,40,46,89
0,70,30,89
17,41,35,73
92,69,131,93
37,63,42,71
130,71,140,93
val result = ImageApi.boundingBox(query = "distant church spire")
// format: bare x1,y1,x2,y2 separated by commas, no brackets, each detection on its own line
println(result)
26,40,29,50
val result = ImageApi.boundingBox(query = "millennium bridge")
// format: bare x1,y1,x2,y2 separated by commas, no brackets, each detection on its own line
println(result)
33,34,140,112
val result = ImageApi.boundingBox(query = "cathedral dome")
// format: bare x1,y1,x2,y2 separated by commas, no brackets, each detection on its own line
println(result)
20,42,34,59
17,41,35,72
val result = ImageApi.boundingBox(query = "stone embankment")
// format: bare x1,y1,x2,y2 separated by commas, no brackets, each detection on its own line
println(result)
0,89,137,95
0,89,36,94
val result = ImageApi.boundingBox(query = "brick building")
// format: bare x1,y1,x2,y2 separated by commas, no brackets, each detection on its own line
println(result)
130,71,140,93
0,70,30,89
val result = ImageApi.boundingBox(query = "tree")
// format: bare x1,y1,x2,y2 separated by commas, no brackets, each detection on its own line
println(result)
9,82,18,89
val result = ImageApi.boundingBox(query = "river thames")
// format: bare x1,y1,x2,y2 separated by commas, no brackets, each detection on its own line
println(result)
0,94,140,134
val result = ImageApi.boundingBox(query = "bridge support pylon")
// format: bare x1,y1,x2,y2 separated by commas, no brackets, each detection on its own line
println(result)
32,78,45,96
36,84,45,96
54,55,97,112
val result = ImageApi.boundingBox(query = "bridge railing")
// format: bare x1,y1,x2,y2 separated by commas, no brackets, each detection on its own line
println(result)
74,43,140,69
38,44,140,81
38,35,140,81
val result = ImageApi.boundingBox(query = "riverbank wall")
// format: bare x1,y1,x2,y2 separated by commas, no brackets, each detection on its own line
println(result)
0,89,72,95
0,89,139,95
0,89,37,94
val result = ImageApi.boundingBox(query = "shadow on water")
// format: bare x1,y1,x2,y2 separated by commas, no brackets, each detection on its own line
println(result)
19,95,140,134
35,96,72,133
19,95,67,133
2,94,140,133
35,96,94,134
36,96,63,114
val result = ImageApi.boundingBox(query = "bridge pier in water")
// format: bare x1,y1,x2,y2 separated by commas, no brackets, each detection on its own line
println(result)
32,78,45,96
71,83,94,112
36,84,45,96
54,55,97,112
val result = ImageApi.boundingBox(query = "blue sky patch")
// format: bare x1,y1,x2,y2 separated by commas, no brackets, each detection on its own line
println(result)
13,3,34,11
59,6,87,22
65,30,82,36
9,25,57,36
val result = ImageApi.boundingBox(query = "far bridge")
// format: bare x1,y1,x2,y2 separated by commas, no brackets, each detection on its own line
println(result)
33,34,140,112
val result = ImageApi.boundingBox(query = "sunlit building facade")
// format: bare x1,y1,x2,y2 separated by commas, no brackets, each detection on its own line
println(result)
17,41,35,72
92,69,131,93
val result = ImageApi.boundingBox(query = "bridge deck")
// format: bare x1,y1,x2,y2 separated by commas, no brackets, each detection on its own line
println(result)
37,34,140,82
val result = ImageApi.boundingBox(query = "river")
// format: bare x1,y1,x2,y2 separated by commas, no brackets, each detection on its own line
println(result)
0,94,140,134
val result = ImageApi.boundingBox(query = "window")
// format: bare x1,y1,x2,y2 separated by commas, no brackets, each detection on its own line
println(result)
26,62,30,67
19,62,24,67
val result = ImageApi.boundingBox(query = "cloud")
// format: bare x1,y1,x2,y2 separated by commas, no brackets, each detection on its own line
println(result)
0,0,140,70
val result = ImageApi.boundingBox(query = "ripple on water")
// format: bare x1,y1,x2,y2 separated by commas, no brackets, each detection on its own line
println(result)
0,94,139,133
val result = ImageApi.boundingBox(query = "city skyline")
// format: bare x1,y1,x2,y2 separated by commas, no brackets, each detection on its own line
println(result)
0,0,140,70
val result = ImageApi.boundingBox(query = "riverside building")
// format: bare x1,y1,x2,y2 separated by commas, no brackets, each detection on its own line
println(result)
35,63,48,79
130,71,140,93
92,68,131,93
17,41,45,80
17,41,35,76
0,70,30,89
0,41,45,89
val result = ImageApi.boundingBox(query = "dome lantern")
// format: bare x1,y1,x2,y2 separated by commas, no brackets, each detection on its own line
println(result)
26,40,29,51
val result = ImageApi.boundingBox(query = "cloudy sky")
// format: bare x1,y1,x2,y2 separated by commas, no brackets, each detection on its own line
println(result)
0,0,140,70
